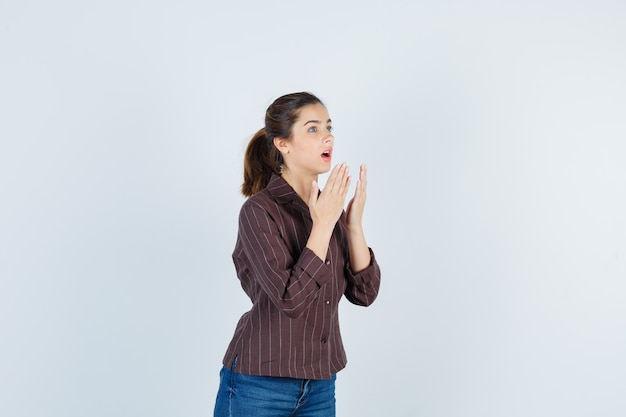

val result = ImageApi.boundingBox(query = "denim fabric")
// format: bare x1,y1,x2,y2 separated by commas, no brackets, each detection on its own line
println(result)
213,359,336,417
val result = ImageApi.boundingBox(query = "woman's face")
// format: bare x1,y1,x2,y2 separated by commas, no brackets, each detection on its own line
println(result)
279,103,334,176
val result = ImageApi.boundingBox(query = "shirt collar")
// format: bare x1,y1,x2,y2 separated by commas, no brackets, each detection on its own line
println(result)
266,173,298,205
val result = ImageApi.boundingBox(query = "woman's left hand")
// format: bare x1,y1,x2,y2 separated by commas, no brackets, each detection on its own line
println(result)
346,164,367,230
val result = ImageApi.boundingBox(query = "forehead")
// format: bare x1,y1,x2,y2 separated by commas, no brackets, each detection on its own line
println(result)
295,103,330,124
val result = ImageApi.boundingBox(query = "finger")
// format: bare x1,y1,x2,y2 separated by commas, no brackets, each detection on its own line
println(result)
359,165,367,196
334,165,350,199
333,164,351,195
352,165,367,203
325,163,344,193
352,180,362,204
339,164,350,192
340,175,351,200
309,180,319,206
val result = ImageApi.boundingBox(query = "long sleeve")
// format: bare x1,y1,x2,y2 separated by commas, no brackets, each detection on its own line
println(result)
233,199,332,319
343,248,381,306
221,174,381,379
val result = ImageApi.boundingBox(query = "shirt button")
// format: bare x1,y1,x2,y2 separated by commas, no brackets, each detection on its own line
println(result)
325,300,330,305
325,260,331,265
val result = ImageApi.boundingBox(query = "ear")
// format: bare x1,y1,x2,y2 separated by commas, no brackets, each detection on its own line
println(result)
273,137,290,155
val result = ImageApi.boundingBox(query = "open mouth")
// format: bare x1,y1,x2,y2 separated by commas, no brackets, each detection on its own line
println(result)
321,149,332,161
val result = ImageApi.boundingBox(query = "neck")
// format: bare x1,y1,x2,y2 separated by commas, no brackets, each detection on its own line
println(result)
281,168,318,204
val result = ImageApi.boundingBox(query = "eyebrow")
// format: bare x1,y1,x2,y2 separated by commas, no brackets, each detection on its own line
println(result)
303,118,332,126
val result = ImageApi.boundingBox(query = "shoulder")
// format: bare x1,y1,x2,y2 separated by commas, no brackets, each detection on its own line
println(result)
242,188,275,211
238,174,296,221
242,174,293,212
237,189,289,236
239,188,284,220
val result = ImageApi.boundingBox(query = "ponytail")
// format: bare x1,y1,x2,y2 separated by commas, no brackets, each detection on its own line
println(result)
241,128,282,197
241,92,323,197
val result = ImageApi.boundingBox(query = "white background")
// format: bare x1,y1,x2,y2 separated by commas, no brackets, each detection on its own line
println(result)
1,1,625,416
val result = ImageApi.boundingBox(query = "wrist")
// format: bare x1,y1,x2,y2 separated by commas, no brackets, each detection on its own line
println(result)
347,223,364,236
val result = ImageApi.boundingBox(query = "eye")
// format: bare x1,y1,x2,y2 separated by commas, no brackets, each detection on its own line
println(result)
327,125,334,132
308,126,318,133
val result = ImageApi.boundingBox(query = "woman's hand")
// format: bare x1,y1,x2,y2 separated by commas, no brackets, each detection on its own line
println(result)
306,163,350,260
346,164,367,231
346,164,371,272
308,163,351,229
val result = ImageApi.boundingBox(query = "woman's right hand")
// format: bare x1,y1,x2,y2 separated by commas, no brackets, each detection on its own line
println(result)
308,163,351,230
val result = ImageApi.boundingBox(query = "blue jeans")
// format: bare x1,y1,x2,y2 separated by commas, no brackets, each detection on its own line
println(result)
213,359,336,417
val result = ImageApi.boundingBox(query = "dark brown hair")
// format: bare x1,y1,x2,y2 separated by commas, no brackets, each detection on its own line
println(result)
241,92,323,197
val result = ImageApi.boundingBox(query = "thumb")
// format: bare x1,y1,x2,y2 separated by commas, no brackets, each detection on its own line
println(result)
309,180,319,206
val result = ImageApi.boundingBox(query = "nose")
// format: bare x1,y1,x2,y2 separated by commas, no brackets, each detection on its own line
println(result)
324,134,334,144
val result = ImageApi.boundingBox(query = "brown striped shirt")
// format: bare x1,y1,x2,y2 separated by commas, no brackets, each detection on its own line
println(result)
221,173,381,380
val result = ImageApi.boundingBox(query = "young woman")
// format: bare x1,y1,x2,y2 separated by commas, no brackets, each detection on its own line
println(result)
213,92,381,417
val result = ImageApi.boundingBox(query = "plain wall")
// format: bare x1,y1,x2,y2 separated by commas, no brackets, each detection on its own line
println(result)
1,1,625,416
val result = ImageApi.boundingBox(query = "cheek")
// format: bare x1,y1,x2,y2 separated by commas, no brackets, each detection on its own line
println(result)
293,141,316,153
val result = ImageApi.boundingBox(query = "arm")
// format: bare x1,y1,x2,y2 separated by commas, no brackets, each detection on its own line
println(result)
343,165,381,306
344,247,381,306
306,163,351,260
346,164,371,272
235,200,332,319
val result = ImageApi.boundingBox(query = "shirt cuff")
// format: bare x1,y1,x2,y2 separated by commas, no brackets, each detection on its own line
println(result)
346,248,379,283
296,247,333,287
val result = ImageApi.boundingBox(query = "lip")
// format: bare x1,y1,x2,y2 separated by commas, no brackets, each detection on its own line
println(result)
321,148,332,162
